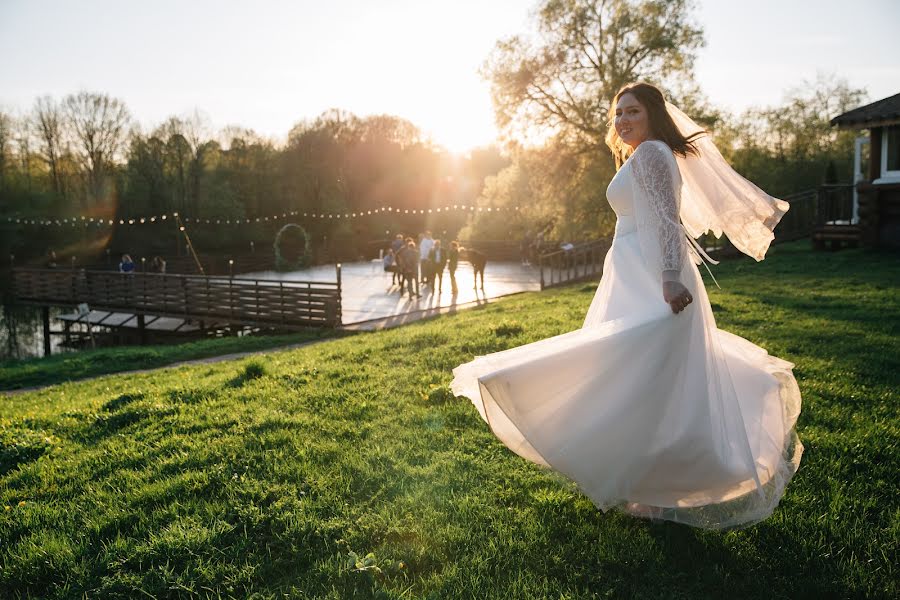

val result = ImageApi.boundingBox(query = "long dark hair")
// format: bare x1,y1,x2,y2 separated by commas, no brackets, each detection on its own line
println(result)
605,82,705,169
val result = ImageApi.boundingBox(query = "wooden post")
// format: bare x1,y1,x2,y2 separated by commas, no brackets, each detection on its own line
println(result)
137,313,147,345
279,281,285,326
42,306,51,357
229,277,234,320
869,128,882,182
539,254,545,290
182,277,189,320
335,263,342,326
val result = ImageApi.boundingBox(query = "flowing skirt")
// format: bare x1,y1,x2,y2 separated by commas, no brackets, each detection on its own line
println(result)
450,219,803,529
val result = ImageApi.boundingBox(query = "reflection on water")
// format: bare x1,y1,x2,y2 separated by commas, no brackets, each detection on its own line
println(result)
0,304,79,361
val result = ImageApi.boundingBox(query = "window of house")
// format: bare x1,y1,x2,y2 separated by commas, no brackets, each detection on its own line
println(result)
882,125,900,180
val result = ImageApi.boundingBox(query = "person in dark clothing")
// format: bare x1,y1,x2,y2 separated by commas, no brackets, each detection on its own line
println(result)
383,249,400,285
428,239,448,293
466,248,487,290
391,234,405,254
397,240,421,298
150,256,166,273
119,254,135,273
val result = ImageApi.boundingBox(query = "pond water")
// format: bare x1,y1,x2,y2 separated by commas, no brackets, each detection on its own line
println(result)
0,304,77,361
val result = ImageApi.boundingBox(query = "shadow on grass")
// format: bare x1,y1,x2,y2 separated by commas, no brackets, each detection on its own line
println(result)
226,360,267,388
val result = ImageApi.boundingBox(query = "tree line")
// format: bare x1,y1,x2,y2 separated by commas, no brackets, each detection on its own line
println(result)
0,100,508,263
0,0,868,265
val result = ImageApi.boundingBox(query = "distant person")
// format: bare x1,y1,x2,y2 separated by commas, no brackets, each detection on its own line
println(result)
45,249,58,269
521,231,532,266
150,256,166,273
419,231,434,286
118,254,135,273
391,234,405,254
448,241,461,295
466,248,487,290
428,239,448,293
383,248,400,285
398,236,416,292
535,229,547,256
397,240,421,298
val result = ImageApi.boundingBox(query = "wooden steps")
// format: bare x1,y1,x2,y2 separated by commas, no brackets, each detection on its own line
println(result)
812,224,862,250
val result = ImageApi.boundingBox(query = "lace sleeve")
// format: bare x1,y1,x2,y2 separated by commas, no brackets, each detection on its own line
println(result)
630,141,684,280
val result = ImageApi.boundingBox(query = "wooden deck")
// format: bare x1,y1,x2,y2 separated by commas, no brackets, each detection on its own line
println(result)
12,268,342,330
57,310,208,332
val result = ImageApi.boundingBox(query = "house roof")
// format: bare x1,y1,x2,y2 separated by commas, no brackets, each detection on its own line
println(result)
831,92,900,129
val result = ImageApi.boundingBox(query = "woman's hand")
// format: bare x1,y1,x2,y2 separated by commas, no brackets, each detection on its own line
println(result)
662,280,693,314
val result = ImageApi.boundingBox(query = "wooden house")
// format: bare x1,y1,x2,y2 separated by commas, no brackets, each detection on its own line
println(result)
830,92,900,248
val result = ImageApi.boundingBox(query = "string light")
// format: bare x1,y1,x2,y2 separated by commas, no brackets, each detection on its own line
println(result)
3,204,522,228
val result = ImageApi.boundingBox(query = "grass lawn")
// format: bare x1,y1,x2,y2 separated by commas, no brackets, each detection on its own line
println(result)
1,241,897,599
0,329,343,391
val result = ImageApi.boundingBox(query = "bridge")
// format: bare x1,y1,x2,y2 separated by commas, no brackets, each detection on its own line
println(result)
12,267,342,355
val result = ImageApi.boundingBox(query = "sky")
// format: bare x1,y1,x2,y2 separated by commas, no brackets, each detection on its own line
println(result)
1,0,898,153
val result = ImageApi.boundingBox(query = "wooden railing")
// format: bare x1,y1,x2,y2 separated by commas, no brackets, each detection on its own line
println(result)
695,188,824,256
538,239,611,289
816,184,855,226
11,268,342,328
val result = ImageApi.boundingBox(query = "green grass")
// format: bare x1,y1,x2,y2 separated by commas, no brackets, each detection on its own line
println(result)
1,241,897,599
0,329,343,391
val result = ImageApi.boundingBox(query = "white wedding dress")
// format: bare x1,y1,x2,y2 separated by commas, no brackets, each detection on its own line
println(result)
451,140,803,529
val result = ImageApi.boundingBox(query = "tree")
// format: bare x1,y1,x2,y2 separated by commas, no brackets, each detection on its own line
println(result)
64,91,132,206
16,117,33,194
466,0,706,245
181,110,213,216
32,96,68,199
463,141,615,241
716,74,868,195
124,130,169,214
0,111,12,192
158,121,190,214
484,0,704,151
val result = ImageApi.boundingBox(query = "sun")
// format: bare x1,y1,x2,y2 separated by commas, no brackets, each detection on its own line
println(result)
411,91,500,155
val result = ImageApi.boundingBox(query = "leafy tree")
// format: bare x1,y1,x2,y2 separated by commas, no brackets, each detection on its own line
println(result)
461,142,615,242
124,131,169,215
472,0,705,243
485,0,704,151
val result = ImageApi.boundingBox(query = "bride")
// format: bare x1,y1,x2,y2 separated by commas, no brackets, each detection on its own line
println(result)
451,83,803,529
